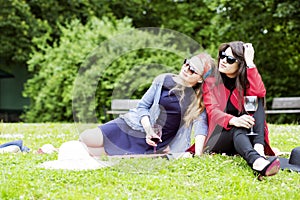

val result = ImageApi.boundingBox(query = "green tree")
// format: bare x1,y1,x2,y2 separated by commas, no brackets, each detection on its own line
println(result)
2,0,299,123
23,16,134,122
23,17,194,122
0,0,111,65
0,0,50,63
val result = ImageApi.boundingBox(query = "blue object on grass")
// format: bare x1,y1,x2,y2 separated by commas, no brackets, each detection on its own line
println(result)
0,140,30,152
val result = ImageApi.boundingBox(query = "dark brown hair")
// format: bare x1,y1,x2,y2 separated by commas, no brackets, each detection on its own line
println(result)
217,41,250,111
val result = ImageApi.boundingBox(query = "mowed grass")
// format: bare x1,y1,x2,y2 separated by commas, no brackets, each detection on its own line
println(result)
0,123,299,200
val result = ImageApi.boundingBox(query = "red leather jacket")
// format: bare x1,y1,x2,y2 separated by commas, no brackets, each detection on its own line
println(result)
188,67,275,155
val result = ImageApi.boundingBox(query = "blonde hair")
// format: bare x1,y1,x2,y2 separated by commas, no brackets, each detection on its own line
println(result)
176,52,215,126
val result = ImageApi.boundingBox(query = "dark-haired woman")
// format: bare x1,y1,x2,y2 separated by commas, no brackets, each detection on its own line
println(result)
188,41,280,177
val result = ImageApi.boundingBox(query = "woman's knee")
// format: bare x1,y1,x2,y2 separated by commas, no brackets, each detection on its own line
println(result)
79,128,103,147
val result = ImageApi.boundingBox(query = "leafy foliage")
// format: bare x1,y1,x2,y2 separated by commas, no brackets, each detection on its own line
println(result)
70,25,197,123
0,0,112,63
0,0,50,63
23,17,133,122
1,0,299,123
23,17,191,122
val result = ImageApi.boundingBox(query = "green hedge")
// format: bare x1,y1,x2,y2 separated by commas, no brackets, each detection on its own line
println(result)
23,17,199,122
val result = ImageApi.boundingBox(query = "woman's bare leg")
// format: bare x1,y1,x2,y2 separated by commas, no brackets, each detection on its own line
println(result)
79,128,107,157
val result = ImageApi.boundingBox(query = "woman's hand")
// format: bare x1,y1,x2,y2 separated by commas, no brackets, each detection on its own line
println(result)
243,43,255,67
141,116,162,147
194,135,206,156
145,132,162,147
229,114,255,129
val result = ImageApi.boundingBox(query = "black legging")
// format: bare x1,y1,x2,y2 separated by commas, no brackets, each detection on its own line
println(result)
206,98,265,166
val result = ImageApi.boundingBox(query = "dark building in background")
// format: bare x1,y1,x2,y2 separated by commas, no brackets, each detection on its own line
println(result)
0,65,29,122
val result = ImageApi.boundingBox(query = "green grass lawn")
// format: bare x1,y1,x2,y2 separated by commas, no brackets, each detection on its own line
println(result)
0,123,299,200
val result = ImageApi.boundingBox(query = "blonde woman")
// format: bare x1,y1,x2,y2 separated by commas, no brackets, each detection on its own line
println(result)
80,53,214,157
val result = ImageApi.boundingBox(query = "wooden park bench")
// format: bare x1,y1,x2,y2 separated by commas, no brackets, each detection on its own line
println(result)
104,97,300,119
106,99,141,117
265,97,300,114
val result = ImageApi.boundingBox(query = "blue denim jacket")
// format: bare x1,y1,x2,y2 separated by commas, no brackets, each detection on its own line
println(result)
121,73,208,153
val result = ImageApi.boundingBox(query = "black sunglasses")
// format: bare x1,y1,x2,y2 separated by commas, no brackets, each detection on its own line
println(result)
219,51,238,64
183,59,199,75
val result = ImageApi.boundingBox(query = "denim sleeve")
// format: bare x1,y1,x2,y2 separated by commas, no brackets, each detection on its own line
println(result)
193,109,208,137
136,83,158,118
136,75,164,118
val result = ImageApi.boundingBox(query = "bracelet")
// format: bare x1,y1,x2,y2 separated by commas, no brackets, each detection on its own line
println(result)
247,64,256,68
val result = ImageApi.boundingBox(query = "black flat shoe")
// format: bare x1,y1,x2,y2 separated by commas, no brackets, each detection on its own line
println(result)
258,157,280,177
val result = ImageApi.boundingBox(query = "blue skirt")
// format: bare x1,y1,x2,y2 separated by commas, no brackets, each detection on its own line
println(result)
99,118,157,155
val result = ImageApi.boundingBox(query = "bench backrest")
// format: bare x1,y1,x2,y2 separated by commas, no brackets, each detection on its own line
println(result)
272,97,300,109
111,99,140,111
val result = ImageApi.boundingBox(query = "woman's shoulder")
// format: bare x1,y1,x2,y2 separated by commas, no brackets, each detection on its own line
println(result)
203,76,224,92
204,76,217,86
153,73,176,83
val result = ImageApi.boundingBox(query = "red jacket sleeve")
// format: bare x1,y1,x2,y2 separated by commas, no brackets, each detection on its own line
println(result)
246,67,266,97
203,78,234,130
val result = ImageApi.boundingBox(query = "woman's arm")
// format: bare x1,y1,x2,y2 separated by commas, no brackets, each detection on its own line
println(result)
136,74,165,118
203,78,233,129
247,68,266,97
194,135,206,156
141,115,161,147
243,43,266,97
193,110,208,156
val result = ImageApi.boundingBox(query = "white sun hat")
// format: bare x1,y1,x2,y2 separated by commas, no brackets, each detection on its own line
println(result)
39,140,113,170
